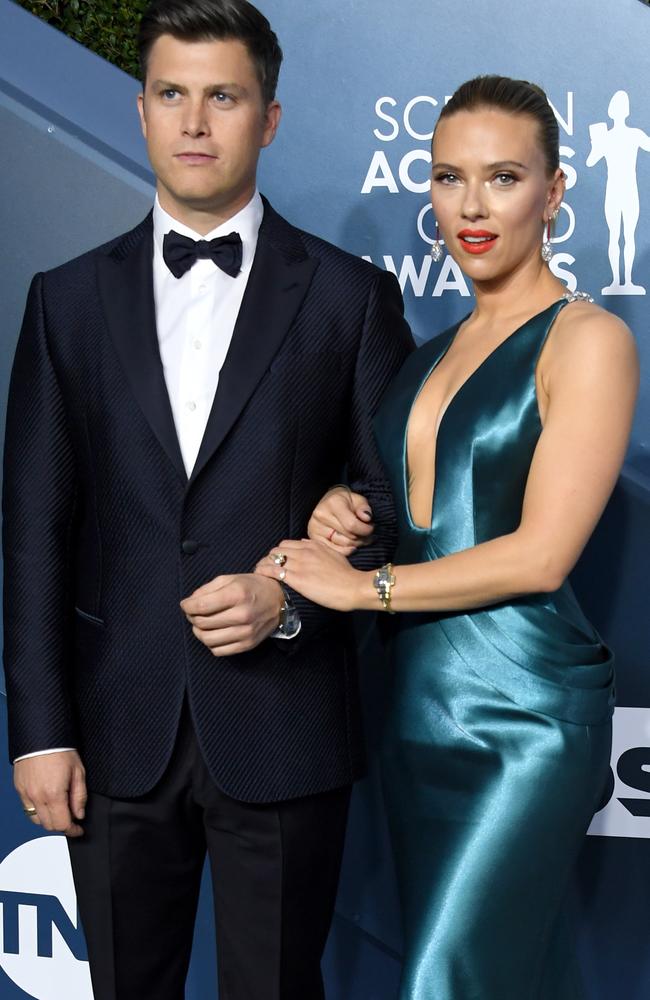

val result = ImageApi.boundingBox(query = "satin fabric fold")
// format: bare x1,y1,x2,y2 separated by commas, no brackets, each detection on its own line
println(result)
374,300,613,999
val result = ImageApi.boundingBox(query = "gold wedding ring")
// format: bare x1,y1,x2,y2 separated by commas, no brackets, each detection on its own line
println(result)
23,805,37,816
270,551,288,567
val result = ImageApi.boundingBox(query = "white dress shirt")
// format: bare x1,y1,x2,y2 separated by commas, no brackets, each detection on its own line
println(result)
15,191,296,765
153,191,263,476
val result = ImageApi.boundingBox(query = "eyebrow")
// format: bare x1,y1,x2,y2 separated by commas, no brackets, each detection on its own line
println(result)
486,160,530,171
151,79,249,97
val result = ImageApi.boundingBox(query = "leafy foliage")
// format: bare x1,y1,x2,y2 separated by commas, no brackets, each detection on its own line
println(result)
16,0,148,79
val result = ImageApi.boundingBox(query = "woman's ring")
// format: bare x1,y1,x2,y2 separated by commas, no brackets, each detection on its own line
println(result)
23,805,37,816
270,551,287,567
279,569,287,582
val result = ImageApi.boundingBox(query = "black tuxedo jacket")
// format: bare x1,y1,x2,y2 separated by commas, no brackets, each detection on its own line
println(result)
3,199,413,802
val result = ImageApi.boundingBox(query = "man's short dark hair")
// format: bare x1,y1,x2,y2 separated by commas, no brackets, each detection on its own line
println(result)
138,0,283,105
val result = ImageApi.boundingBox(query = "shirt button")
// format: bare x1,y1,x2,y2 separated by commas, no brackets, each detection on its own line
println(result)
186,401,197,412
181,539,199,555
198,284,207,293
193,340,202,351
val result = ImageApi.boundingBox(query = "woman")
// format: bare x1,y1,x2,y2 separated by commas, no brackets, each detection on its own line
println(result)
256,76,639,998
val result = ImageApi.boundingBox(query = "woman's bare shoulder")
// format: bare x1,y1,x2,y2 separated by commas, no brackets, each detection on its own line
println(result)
548,298,638,369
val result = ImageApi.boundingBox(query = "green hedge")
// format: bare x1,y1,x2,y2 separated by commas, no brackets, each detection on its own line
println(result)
16,0,147,78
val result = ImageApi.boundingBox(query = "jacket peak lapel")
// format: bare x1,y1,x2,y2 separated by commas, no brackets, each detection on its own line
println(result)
189,214,319,485
96,217,187,483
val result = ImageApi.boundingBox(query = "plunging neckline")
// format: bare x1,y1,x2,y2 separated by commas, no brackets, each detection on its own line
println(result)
404,298,567,533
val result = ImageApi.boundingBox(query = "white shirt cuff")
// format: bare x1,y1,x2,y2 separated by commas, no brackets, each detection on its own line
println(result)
14,748,76,763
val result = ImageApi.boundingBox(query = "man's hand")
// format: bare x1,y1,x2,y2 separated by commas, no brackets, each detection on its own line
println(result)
14,751,87,838
181,574,285,656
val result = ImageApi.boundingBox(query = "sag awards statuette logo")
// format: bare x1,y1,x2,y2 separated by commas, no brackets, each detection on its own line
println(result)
587,91,650,296
589,707,650,839
0,836,93,1000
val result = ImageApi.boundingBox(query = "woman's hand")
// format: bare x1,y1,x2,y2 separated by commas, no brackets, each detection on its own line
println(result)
308,486,375,555
255,539,369,612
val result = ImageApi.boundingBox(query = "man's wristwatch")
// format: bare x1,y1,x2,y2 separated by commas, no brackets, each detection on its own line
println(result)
274,588,301,639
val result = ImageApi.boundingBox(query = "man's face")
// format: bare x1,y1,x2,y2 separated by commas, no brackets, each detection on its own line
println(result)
138,34,281,230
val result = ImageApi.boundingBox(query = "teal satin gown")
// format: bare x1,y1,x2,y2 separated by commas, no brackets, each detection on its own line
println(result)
374,298,614,1000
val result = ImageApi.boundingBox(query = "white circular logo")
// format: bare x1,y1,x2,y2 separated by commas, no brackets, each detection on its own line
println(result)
0,836,93,999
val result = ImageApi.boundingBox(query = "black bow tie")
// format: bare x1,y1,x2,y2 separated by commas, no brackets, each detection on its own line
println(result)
162,230,243,279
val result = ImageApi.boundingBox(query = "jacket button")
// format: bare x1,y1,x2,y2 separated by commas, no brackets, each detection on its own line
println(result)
181,539,199,555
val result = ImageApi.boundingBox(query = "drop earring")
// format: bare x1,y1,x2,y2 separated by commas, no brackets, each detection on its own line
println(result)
431,223,444,263
541,218,553,263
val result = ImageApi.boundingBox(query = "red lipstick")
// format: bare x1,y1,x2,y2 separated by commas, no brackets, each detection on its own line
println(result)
457,229,498,255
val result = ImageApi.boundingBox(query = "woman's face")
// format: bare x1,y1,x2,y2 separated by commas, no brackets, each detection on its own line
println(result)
431,107,564,284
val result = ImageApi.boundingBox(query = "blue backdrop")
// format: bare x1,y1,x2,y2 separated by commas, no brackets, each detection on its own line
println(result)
1,0,649,997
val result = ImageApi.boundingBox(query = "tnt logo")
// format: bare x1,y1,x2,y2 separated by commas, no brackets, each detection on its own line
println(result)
589,706,650,839
0,836,93,999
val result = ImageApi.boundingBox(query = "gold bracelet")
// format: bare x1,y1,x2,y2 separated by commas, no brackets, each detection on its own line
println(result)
373,563,396,613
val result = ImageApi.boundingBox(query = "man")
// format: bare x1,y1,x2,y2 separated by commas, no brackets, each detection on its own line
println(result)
3,1,413,997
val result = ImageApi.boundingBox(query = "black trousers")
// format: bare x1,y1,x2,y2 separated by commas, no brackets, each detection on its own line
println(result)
68,709,351,1000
